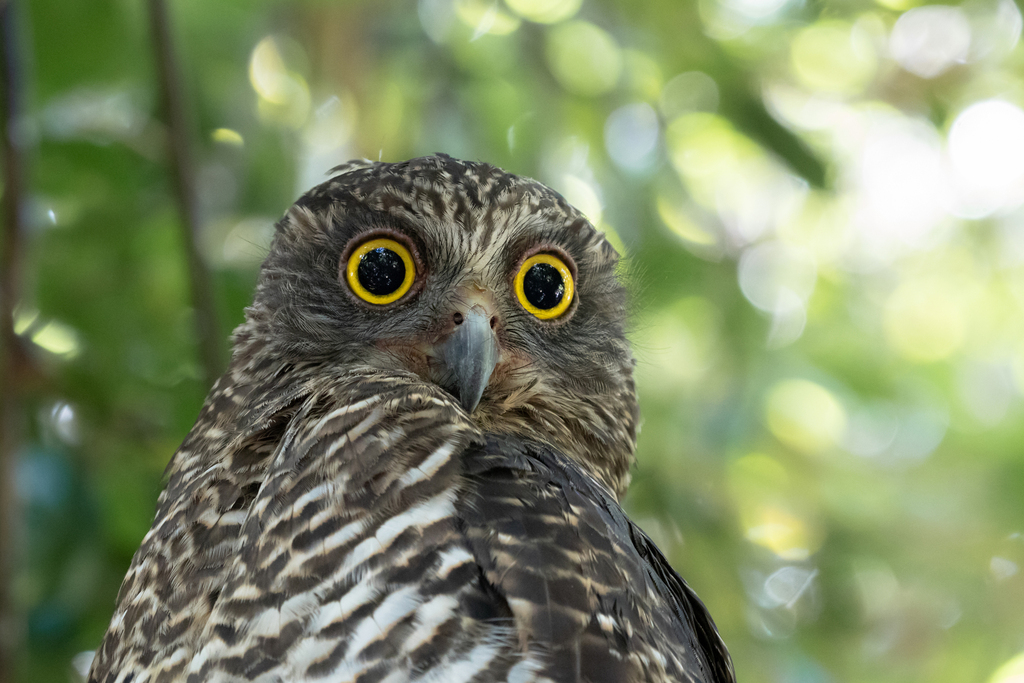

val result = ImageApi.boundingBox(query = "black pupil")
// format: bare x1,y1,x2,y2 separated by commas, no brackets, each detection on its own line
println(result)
357,247,405,296
523,262,565,310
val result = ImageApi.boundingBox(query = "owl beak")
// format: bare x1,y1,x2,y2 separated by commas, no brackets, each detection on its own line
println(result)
440,305,499,413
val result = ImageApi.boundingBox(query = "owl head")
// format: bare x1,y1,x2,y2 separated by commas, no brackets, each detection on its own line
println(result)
239,155,638,497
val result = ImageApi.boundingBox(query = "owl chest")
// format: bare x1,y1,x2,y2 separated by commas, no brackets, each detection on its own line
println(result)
184,472,520,682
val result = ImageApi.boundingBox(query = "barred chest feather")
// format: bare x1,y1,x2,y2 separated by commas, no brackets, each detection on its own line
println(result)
89,369,732,683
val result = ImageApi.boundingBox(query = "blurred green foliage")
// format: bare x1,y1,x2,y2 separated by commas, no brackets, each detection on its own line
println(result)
6,0,1024,681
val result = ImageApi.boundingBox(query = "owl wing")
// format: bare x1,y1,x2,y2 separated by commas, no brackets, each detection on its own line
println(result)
459,436,736,683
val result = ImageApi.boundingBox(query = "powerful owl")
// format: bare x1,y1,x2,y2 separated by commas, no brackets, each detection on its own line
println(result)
88,155,735,683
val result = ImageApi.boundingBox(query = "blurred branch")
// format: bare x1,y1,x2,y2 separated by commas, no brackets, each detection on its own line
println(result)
147,0,224,387
701,36,828,188
724,91,827,188
0,0,25,679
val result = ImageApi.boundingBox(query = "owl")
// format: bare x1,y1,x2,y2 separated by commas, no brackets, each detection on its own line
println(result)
88,155,735,683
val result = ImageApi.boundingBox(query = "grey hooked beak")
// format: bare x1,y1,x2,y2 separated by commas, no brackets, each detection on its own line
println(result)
440,305,500,413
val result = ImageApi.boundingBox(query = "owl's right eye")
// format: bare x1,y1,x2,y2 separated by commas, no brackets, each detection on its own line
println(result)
345,237,416,304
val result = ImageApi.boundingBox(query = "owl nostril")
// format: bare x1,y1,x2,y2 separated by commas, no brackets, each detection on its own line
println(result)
453,312,464,325
490,316,497,329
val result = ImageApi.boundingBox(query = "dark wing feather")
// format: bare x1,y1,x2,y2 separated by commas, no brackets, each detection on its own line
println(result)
629,527,736,683
459,435,736,683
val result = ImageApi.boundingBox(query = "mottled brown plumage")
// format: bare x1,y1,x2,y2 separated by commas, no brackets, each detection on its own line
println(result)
89,155,735,683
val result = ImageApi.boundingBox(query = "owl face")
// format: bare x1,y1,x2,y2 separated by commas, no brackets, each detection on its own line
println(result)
250,155,639,496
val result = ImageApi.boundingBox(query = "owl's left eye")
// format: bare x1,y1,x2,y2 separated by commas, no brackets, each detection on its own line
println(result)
514,253,575,320
345,237,416,304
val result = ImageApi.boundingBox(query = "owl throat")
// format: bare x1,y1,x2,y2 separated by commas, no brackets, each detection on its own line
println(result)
228,316,638,500
374,325,639,500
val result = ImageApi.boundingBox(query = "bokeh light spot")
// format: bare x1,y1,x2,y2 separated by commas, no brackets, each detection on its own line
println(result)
504,0,581,23
13,305,38,335
211,128,244,146
666,113,759,206
890,6,971,78
456,0,521,37
49,402,80,446
744,506,817,561
884,278,968,362
720,0,792,22
873,0,919,11
660,71,719,119
738,241,816,346
948,99,1024,217
790,21,877,94
666,112,800,244
657,190,718,249
31,320,81,359
604,103,659,173
766,379,847,454
853,114,946,259
967,0,1022,61
990,556,1020,581
729,452,789,496
738,241,817,313
989,651,1024,683
623,51,663,101
249,37,290,104
420,0,458,42
546,21,623,96
249,37,310,128
763,565,819,608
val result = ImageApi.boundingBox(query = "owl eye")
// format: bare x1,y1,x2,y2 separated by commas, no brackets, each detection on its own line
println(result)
514,253,575,320
346,237,416,304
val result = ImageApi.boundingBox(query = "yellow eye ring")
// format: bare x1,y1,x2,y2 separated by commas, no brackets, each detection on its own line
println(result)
514,253,574,320
345,237,416,305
